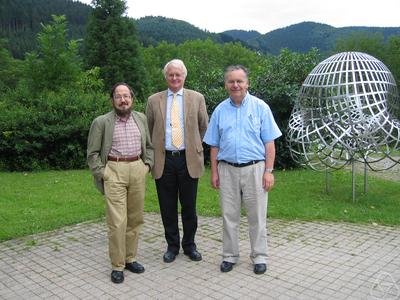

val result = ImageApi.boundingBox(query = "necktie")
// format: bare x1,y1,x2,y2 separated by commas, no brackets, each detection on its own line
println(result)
171,93,183,148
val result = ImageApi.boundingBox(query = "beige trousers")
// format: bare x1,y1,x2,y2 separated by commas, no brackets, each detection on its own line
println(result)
218,161,268,264
103,159,147,271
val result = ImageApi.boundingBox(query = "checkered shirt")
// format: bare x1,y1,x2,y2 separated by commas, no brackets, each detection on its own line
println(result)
109,113,142,157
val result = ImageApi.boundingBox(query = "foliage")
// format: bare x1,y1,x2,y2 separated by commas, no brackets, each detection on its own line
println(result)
0,39,23,93
0,89,110,171
0,15,108,171
252,48,321,169
23,15,83,95
84,0,149,99
142,39,265,111
0,0,91,58
386,35,400,93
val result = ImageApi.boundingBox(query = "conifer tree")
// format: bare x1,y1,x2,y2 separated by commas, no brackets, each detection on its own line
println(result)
84,0,148,99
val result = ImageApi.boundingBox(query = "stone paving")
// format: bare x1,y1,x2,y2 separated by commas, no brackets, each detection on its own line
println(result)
0,213,399,299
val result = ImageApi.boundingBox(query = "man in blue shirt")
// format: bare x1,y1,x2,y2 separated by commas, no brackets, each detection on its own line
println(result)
203,65,282,274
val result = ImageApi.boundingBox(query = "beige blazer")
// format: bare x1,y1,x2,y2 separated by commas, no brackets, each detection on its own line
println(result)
146,88,208,179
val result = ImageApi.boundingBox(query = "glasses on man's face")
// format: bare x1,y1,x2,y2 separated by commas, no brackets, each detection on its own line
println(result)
113,94,132,101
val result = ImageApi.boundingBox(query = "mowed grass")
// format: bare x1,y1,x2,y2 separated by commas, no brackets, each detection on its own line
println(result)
0,168,399,241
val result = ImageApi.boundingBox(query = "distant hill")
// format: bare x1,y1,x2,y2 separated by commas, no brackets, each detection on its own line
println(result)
222,30,262,43
134,16,253,48
136,16,214,46
1,0,399,58
222,22,400,55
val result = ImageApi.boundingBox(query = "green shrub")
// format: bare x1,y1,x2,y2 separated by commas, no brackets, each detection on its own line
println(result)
0,88,110,171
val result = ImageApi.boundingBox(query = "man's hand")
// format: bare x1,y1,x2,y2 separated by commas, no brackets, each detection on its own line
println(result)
211,171,220,189
262,172,274,191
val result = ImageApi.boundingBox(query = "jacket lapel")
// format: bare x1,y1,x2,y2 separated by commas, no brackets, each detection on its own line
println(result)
183,88,189,129
159,91,167,131
132,112,145,148
105,112,116,151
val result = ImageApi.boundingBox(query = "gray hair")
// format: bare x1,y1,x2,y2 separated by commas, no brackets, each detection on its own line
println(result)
163,59,187,78
224,65,249,81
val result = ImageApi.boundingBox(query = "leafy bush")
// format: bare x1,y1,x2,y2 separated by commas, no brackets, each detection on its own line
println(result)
0,88,110,171
252,48,321,169
0,90,110,171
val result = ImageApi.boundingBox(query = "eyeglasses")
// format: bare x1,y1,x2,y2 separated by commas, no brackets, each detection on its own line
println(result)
113,94,132,101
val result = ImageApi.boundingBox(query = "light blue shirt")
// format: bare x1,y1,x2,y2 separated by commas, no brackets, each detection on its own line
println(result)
203,92,282,163
165,88,185,150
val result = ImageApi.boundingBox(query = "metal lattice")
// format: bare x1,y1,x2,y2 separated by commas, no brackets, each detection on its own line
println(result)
287,52,400,172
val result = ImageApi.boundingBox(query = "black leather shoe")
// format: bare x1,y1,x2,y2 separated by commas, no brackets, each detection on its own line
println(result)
125,262,145,273
184,250,202,261
254,263,267,274
111,270,124,283
163,250,177,263
220,261,235,272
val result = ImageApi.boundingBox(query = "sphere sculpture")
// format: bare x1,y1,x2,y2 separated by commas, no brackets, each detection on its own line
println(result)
287,51,400,172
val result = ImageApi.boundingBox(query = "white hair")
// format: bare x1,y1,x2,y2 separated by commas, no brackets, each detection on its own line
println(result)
163,59,187,78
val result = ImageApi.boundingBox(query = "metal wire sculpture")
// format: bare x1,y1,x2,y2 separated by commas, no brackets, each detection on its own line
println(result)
286,52,400,195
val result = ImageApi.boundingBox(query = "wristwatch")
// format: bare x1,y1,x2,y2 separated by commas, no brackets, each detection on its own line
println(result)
264,168,273,173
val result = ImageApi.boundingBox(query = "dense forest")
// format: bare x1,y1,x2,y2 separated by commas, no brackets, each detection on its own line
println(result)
0,0,92,58
0,0,399,172
1,0,400,57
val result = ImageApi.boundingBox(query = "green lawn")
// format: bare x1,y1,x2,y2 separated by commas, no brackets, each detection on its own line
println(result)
0,168,399,241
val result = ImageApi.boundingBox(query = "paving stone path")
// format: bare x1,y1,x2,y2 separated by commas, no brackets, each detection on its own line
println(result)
1,213,399,299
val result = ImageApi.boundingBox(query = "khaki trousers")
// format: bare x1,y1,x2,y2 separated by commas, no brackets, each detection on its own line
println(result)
103,159,147,271
218,161,268,264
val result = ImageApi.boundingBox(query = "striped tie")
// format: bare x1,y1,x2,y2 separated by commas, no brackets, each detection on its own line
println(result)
171,93,183,148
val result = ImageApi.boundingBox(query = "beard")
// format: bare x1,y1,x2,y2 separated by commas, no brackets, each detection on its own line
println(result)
114,106,132,117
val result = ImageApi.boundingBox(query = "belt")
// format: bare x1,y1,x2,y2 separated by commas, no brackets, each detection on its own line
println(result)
220,160,263,168
108,155,139,162
165,150,185,157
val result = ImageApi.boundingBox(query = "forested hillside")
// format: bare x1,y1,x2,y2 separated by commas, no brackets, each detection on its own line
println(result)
2,0,400,58
135,16,240,46
223,22,400,55
0,0,91,58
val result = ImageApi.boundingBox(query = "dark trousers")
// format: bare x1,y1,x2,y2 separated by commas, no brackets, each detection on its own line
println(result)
155,153,198,254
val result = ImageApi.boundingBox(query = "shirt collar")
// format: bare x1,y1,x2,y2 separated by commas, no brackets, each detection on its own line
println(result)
168,88,183,97
229,92,250,107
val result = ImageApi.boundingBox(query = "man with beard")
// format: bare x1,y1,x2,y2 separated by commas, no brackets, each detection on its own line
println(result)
87,82,154,283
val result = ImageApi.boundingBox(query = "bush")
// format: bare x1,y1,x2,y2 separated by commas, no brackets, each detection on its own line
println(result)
252,48,321,169
0,88,110,171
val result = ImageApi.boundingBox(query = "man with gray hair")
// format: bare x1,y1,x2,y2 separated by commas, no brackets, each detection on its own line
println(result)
204,65,281,274
146,59,209,263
